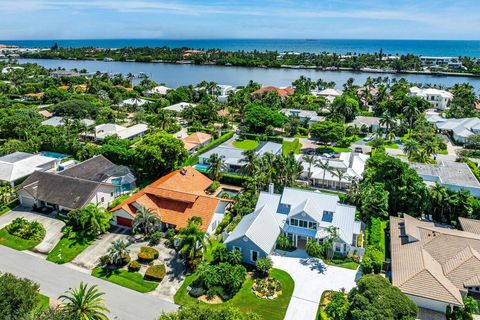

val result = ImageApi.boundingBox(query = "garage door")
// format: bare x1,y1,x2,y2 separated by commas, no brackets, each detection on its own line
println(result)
20,196,35,208
116,216,133,228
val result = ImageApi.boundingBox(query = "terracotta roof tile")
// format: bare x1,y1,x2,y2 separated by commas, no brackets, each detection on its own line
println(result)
252,86,295,98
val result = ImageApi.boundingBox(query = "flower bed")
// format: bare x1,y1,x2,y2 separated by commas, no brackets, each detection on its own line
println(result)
252,277,282,300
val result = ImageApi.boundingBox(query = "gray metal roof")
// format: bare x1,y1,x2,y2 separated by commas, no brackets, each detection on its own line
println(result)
0,152,32,163
409,160,480,188
256,142,282,156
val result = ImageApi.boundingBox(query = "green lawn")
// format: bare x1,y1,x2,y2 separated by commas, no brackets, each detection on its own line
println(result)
32,294,50,315
438,149,448,155
282,139,302,155
175,268,294,320
366,141,398,149
0,199,19,216
0,228,43,251
316,291,333,320
92,267,159,293
232,139,260,150
316,146,351,154
47,231,95,264
324,260,359,270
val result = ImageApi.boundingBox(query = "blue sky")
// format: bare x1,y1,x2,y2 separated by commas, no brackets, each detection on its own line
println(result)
1,0,479,40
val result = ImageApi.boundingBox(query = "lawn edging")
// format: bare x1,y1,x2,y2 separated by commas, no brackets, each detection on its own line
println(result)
0,228,44,251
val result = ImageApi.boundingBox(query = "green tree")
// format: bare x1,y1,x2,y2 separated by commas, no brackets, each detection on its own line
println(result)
360,183,389,220
255,257,273,278
446,83,477,119
310,121,345,146
325,291,349,320
132,206,162,236
157,304,260,320
107,240,130,266
331,94,360,122
0,272,40,320
227,248,243,265
176,217,207,269
59,282,109,320
243,104,287,133
207,153,227,181
347,275,417,320
66,204,111,236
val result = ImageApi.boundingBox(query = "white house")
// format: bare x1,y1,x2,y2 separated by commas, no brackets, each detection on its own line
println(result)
225,187,363,264
419,56,463,68
118,98,152,108
217,85,236,103
297,152,369,190
41,116,95,128
164,102,196,114
312,88,342,104
17,155,135,211
0,152,58,186
143,85,171,96
408,87,453,110
280,109,325,125
90,123,148,141
427,116,480,144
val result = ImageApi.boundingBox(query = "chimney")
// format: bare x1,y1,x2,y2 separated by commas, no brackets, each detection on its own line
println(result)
268,183,274,194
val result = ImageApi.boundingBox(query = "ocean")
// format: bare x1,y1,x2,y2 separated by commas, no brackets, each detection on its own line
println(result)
3,39,480,57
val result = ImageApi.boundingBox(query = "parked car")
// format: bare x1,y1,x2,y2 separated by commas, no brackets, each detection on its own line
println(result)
354,147,363,153
363,135,373,142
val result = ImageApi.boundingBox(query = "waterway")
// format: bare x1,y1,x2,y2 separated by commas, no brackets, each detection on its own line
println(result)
18,58,480,92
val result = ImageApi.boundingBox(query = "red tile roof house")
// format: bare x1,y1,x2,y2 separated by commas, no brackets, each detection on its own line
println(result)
110,167,232,233
252,86,295,98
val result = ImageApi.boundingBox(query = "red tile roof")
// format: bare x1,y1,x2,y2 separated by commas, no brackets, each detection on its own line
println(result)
111,166,229,231
252,86,295,98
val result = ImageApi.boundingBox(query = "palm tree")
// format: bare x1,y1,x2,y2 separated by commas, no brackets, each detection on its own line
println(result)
323,226,340,260
331,168,347,190
227,248,243,265
403,139,419,159
176,217,207,269
240,149,259,176
302,154,316,179
314,158,331,187
107,240,130,266
207,153,227,181
132,206,161,236
379,112,396,133
59,282,109,320
429,183,447,219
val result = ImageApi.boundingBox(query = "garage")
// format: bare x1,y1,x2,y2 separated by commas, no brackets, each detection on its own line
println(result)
116,216,133,228
19,195,35,208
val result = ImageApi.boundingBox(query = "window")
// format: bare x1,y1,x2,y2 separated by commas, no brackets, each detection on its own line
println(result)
290,218,298,226
110,192,114,197
100,197,104,203
233,246,242,253
308,222,317,230
299,220,308,228
251,250,259,262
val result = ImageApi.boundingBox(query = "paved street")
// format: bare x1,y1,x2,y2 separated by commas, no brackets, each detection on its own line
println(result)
0,246,178,320
0,207,65,254
272,250,360,320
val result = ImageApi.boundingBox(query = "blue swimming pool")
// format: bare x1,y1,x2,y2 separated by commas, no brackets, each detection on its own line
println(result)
194,164,210,171
40,151,70,159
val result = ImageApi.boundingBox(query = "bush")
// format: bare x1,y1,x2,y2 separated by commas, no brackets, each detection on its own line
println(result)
197,262,247,300
128,260,141,272
276,235,295,251
240,133,283,143
116,254,131,267
207,181,220,193
362,246,384,274
5,218,45,241
148,231,162,245
165,229,176,248
219,173,249,187
215,212,232,234
99,255,111,266
144,264,166,281
188,286,206,298
207,286,225,299
368,217,383,249
306,239,323,258
138,247,159,262
256,257,273,277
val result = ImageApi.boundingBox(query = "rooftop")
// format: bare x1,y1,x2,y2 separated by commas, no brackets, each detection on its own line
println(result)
0,152,57,183
409,160,480,188
252,86,295,98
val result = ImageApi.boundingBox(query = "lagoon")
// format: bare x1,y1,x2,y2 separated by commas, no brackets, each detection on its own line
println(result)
19,58,480,92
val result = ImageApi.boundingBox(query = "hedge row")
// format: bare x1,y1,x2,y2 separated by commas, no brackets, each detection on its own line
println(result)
144,264,166,281
240,133,283,144
361,217,387,274
0,199,19,216
182,131,234,166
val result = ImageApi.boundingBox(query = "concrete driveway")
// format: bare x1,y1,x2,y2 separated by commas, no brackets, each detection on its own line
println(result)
0,207,65,254
71,226,130,270
271,250,361,320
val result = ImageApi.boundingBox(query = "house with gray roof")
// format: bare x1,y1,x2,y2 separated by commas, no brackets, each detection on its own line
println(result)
280,109,325,125
41,116,95,128
427,116,480,144
408,160,480,197
17,155,135,211
197,142,282,174
225,186,363,264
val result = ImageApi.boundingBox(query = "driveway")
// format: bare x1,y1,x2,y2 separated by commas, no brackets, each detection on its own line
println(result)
0,245,178,319
71,226,130,270
0,207,65,254
271,250,360,320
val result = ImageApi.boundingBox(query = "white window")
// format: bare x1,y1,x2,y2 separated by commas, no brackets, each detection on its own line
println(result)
251,250,259,262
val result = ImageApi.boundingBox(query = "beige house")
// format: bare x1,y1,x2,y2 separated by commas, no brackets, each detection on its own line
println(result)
182,132,213,153
390,214,480,313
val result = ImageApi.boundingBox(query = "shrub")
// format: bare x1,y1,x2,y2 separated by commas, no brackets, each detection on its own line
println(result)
188,286,206,298
207,286,225,300
5,218,45,241
240,133,283,143
148,231,162,245
362,246,384,274
165,229,176,248
306,239,323,258
99,255,111,266
207,181,220,193
144,264,166,281
128,260,141,272
215,212,232,234
138,247,159,262
197,262,246,300
256,257,273,278
116,254,131,267
368,217,383,249
276,235,294,251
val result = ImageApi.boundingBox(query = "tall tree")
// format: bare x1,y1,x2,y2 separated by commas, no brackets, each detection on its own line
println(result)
59,282,109,320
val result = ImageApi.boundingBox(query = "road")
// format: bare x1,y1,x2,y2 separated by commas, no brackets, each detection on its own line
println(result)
0,246,178,320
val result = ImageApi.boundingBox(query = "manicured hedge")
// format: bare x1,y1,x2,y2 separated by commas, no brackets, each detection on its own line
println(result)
220,173,249,186
128,260,141,272
138,246,159,262
240,133,283,144
144,264,166,281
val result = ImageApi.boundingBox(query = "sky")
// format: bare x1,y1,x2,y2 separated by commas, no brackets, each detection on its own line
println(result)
0,0,479,40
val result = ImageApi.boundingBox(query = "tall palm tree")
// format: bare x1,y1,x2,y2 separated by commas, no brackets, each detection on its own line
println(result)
323,226,340,260
403,139,419,159
314,158,331,187
379,112,396,133
429,183,447,219
331,168,347,190
59,282,109,320
284,154,304,186
176,217,207,269
132,206,161,236
240,149,259,176
207,153,227,181
302,155,316,179
107,240,130,266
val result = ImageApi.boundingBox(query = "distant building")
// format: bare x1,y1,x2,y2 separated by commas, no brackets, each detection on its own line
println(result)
118,98,152,108
164,102,196,114
143,85,171,96
408,87,453,110
90,123,149,141
348,116,383,132
41,116,95,128
0,152,58,186
419,56,463,68
280,109,324,125
390,214,480,313
311,88,342,104
217,85,236,103
252,86,295,98
225,187,363,264
182,132,213,153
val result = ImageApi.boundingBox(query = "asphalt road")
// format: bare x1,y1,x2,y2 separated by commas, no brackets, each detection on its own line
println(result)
0,246,178,320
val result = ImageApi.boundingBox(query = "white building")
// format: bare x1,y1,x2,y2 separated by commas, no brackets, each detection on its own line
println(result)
164,102,196,114
118,98,152,108
41,116,95,128
90,123,148,141
297,152,369,190
311,88,342,104
419,56,463,68
217,85,236,103
408,87,453,111
427,115,480,144
280,109,324,125
0,152,59,186
142,85,171,96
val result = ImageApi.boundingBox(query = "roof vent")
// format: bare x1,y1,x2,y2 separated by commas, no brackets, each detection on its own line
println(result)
180,168,187,175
